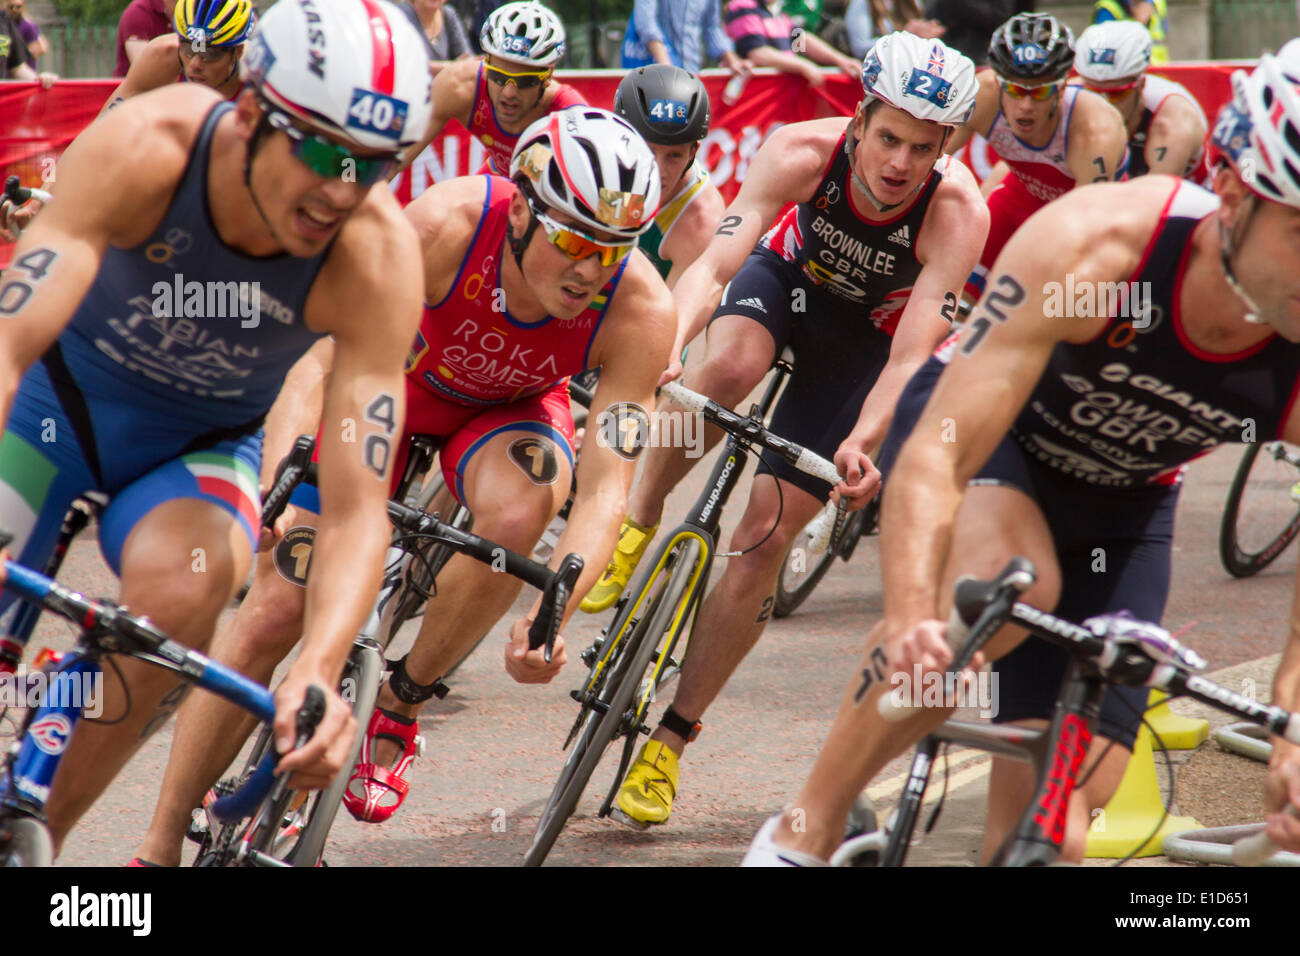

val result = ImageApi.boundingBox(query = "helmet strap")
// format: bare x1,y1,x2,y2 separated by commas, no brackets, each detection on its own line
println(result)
507,199,541,273
243,108,277,234
1219,193,1263,324
844,124,917,214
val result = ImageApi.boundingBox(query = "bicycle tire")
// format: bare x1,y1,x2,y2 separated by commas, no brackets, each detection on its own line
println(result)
773,507,868,618
1219,440,1300,578
284,642,384,866
0,815,54,866
390,471,473,641
524,537,703,866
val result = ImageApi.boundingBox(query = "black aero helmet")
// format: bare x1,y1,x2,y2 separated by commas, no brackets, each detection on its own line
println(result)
614,64,710,146
988,13,1075,83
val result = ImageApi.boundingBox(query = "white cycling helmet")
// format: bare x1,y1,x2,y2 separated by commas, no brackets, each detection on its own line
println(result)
239,0,433,150
1211,39,1300,209
510,106,661,240
481,1,566,68
1074,21,1152,83
860,31,977,127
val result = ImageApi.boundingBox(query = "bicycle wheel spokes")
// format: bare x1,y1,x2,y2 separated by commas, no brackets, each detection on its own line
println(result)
525,537,705,866
1220,440,1300,577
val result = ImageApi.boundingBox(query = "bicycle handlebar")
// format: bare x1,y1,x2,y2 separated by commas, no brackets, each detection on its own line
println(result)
3,175,52,207
658,380,844,551
1,555,281,821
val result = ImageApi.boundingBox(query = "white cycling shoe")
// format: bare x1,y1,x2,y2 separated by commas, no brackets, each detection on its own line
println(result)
740,813,829,867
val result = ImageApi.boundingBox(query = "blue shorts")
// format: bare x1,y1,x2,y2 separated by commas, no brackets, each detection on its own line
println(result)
712,248,892,500
0,354,262,637
877,357,1179,749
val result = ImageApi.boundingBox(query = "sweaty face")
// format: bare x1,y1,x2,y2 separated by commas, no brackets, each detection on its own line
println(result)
508,193,626,321
853,104,945,208
486,55,548,129
647,142,693,198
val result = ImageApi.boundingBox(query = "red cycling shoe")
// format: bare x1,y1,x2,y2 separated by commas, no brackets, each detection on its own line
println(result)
343,707,425,823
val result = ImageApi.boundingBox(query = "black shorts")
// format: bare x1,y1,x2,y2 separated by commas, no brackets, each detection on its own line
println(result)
877,357,1180,750
711,248,893,500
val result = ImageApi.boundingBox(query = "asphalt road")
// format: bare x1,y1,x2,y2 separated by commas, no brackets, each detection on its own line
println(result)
18,411,1296,868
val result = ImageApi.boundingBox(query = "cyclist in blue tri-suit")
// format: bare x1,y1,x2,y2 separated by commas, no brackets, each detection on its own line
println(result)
0,0,430,856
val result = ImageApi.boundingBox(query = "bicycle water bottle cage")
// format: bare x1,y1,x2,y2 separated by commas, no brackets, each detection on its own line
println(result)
1084,612,1207,673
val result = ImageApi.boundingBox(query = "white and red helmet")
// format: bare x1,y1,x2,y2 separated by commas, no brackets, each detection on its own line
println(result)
1212,39,1300,209
240,0,433,150
481,1,566,68
510,107,661,240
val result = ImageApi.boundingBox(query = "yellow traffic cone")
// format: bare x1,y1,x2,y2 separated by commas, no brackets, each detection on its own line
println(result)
1084,722,1199,858
1144,689,1209,750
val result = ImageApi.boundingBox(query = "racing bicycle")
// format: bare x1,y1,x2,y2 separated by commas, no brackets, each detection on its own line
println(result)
1219,439,1300,578
523,368,843,866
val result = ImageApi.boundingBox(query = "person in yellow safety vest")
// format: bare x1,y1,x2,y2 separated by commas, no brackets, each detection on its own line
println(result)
1093,0,1168,63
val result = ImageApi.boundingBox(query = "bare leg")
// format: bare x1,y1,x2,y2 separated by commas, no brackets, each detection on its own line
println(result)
45,498,252,852
135,544,310,866
625,315,776,528
773,484,1063,859
646,475,822,755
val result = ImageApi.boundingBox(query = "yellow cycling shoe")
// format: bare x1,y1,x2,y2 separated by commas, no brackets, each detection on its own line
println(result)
579,516,658,613
613,739,680,827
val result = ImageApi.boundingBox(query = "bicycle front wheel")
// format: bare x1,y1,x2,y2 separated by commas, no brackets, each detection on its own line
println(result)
1219,440,1300,578
524,537,704,866
774,506,870,618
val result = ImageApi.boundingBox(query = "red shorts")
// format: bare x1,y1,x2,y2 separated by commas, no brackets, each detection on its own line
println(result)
396,375,576,504
964,175,1048,302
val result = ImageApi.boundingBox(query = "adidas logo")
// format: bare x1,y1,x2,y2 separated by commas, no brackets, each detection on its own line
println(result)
735,297,767,313
887,224,911,248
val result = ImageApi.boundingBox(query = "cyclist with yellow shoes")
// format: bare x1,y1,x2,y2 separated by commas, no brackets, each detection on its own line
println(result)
580,31,989,832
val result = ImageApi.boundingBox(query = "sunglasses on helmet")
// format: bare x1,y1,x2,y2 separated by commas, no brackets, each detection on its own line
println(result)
267,110,399,187
527,200,634,267
999,80,1061,101
486,62,551,90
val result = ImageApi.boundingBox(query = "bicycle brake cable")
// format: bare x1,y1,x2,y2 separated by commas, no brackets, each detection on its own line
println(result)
716,467,784,558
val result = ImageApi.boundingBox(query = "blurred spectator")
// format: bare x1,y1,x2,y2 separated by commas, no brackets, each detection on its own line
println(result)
784,0,822,31
402,0,471,70
6,0,46,67
470,0,507,54
622,0,749,76
921,0,1017,66
1092,0,1166,63
0,6,54,83
114,0,178,77
724,0,859,84
843,0,940,60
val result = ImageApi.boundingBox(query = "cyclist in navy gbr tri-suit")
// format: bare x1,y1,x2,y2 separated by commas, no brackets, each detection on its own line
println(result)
746,44,1300,865
0,0,431,855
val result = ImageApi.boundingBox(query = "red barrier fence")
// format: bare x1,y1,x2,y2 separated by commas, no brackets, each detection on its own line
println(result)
0,63,1243,268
